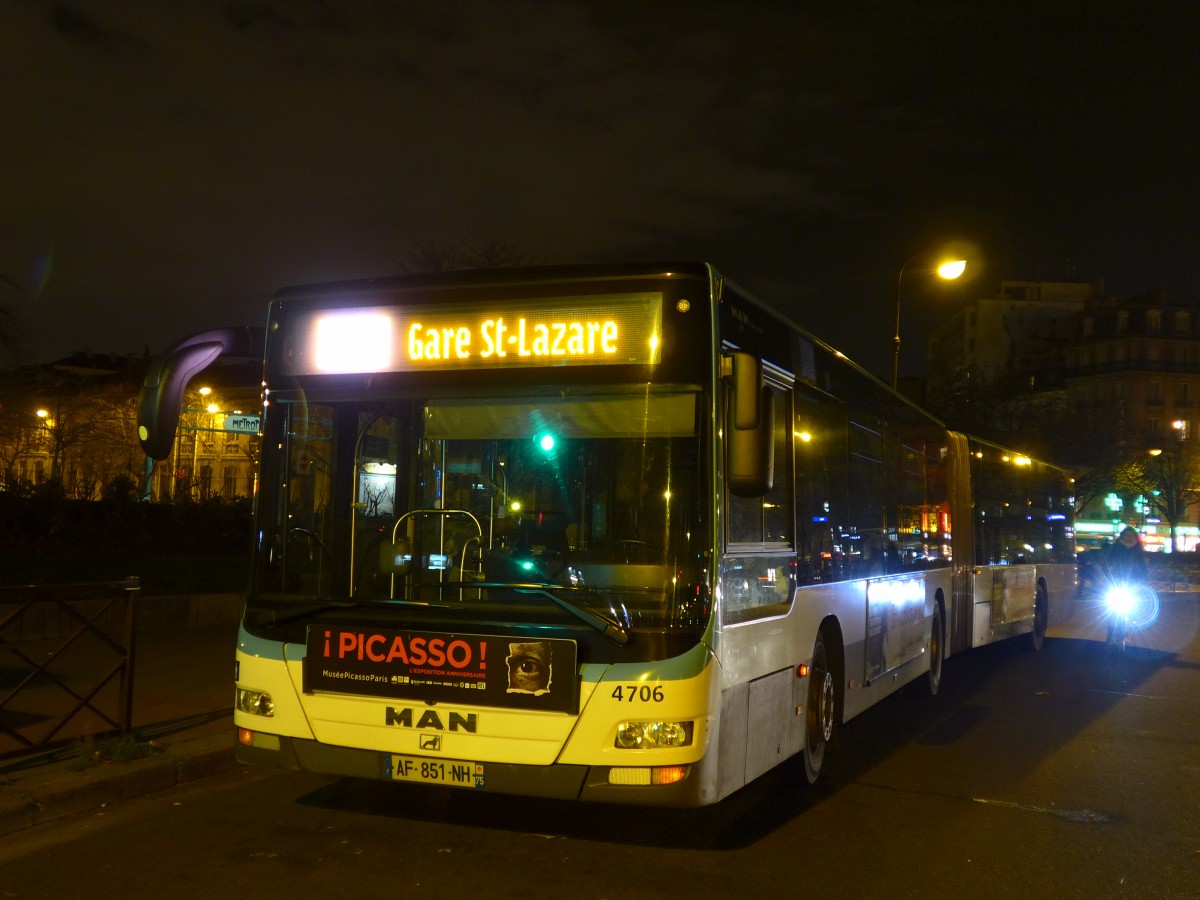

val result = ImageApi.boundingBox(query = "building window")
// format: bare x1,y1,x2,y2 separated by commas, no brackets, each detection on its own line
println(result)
1147,309,1162,334
1147,380,1163,406
1177,383,1191,407
224,466,238,497
1175,310,1191,334
1117,310,1129,333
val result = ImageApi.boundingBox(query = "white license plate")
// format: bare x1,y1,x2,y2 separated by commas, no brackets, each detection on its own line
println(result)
386,754,483,788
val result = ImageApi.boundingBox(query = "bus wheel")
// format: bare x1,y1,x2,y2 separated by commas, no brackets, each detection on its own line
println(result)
803,631,836,784
1029,583,1048,652
926,602,944,696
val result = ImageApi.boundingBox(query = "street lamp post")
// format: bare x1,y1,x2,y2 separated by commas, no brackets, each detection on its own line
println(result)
891,252,967,391
35,406,60,482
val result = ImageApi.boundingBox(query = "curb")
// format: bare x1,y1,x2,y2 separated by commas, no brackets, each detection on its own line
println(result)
0,729,237,837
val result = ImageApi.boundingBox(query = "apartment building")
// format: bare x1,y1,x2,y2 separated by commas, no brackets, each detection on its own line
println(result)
928,284,1200,551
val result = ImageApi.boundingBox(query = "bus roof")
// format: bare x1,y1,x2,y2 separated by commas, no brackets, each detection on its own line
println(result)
269,260,717,301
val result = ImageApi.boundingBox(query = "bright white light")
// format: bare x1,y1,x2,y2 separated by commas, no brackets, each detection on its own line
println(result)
314,312,393,373
362,462,397,475
868,577,924,607
937,259,967,279
1105,585,1136,616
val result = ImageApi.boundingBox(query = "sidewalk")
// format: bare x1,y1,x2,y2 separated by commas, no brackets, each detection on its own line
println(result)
0,610,241,837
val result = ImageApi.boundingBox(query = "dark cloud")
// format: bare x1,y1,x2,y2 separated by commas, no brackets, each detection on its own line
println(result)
3,0,1198,378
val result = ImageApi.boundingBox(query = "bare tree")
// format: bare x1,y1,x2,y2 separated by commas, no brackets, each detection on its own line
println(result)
0,397,38,486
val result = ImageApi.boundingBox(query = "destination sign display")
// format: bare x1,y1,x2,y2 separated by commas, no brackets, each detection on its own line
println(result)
281,292,662,375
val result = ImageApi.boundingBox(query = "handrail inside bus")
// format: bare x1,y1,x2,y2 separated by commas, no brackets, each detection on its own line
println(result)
384,508,485,598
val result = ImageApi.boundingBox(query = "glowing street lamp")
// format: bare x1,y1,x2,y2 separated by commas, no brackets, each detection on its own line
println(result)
891,251,967,390
35,407,61,480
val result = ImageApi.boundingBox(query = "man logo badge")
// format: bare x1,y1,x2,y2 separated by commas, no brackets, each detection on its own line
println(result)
384,706,477,732
419,734,442,752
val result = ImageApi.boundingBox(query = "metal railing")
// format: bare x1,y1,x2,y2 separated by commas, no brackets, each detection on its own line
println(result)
0,578,140,759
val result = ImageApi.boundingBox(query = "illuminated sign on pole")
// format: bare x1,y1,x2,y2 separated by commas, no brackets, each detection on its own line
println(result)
223,414,261,434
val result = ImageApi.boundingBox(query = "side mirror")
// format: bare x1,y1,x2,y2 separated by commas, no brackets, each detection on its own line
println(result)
379,538,413,576
137,326,265,460
724,351,775,498
729,351,763,430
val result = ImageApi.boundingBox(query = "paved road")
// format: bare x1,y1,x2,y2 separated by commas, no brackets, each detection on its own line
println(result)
1,598,1196,899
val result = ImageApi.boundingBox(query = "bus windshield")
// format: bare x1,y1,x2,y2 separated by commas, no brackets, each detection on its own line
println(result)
255,389,709,639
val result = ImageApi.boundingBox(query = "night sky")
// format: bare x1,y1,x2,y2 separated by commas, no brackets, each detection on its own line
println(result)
4,1,1199,380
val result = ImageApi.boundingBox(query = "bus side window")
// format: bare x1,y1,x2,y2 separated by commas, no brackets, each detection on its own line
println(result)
795,387,849,584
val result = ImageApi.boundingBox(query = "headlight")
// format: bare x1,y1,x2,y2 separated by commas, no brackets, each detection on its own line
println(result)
1104,585,1137,616
615,720,693,749
236,687,275,717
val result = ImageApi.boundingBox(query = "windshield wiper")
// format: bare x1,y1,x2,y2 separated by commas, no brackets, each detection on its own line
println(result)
512,584,631,645
425,579,630,644
259,599,363,629
261,596,461,628
261,584,630,645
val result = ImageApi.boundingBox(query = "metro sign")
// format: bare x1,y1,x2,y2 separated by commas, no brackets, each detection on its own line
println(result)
223,414,261,434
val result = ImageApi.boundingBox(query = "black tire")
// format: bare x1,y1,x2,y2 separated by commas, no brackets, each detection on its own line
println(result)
1106,619,1127,655
926,602,944,696
803,631,837,785
1029,582,1049,652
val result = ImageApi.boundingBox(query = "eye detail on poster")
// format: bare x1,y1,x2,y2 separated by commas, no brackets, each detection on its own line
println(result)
303,626,578,713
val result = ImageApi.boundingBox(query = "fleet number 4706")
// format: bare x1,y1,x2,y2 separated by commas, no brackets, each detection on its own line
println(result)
611,685,665,702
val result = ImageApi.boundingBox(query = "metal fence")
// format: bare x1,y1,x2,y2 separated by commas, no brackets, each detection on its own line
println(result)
0,578,140,759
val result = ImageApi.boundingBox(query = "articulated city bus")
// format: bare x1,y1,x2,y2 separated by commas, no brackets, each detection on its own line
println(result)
138,262,1075,806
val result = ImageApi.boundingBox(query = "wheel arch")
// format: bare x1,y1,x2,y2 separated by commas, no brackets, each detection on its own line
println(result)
933,587,947,644
818,614,846,725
